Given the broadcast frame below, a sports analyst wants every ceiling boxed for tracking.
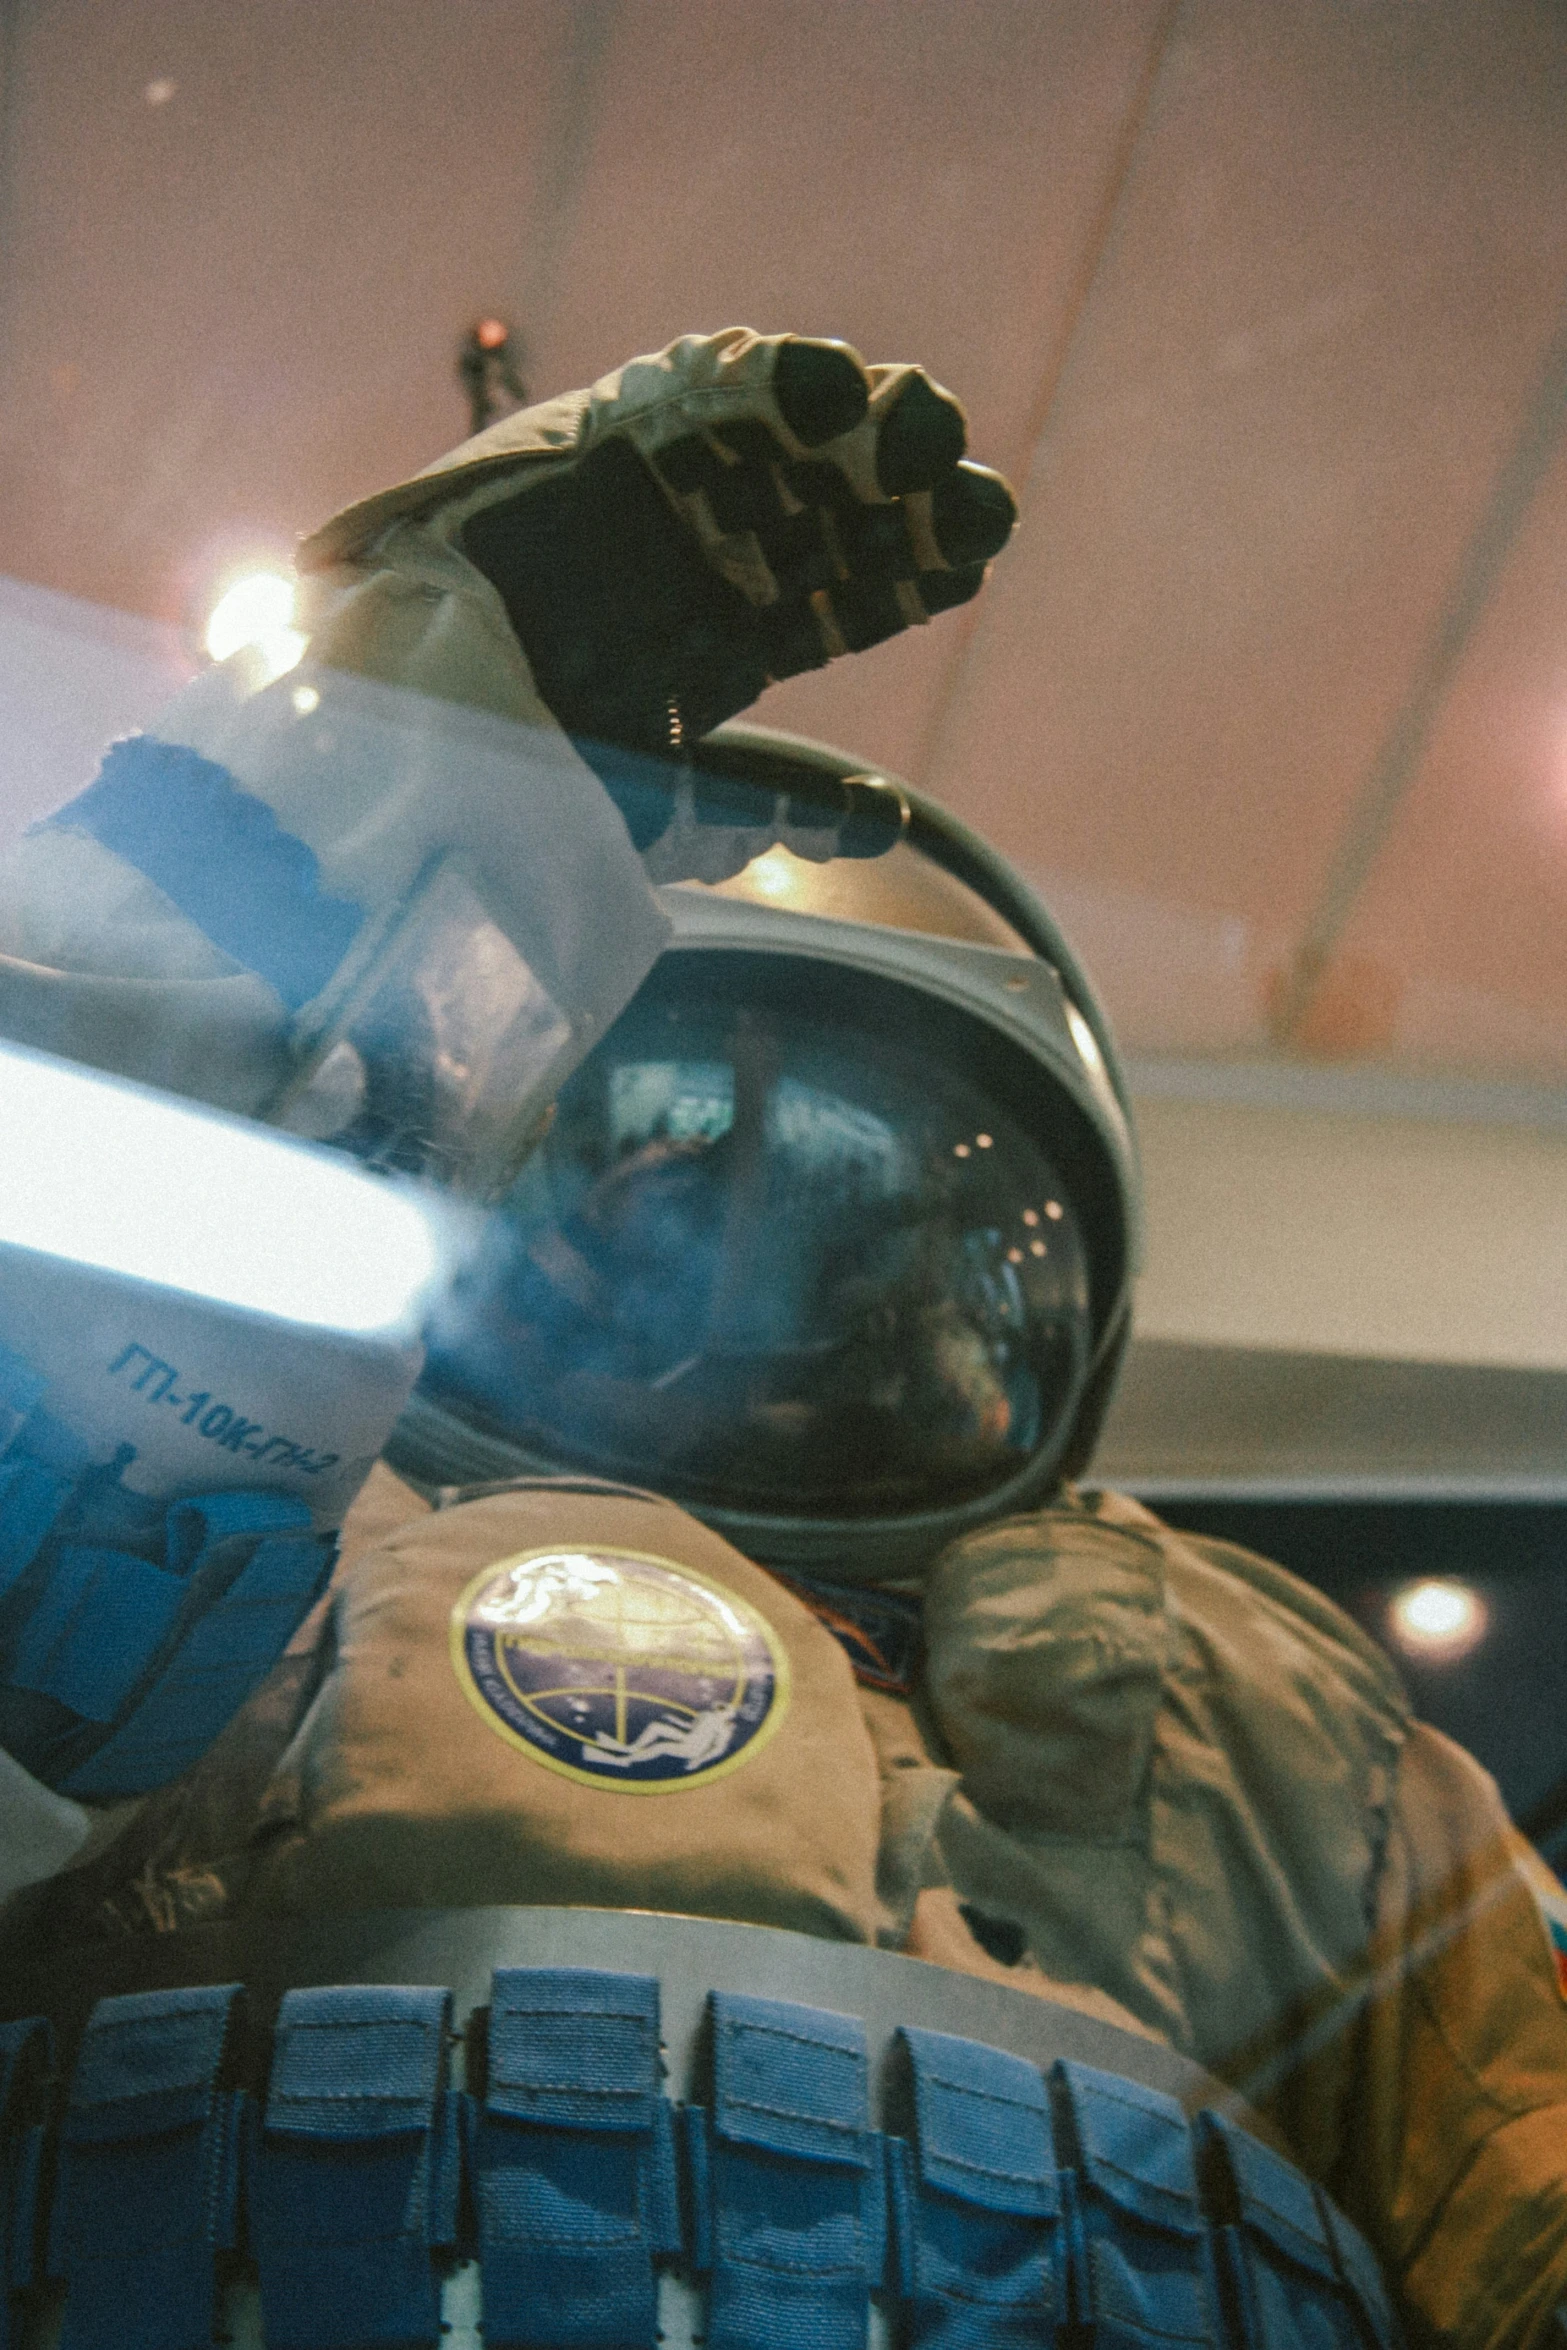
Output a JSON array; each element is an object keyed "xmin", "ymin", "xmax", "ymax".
[{"xmin": 1, "ymin": 0, "xmax": 1565, "ymax": 1089}]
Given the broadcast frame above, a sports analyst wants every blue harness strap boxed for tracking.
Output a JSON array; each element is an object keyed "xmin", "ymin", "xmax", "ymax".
[
  {"xmin": 50, "ymin": 1983, "xmax": 244, "ymax": 2350},
  {"xmin": 0, "ymin": 2017, "xmax": 52, "ymax": 2350},
  {"xmin": 1196, "ymin": 2112, "xmax": 1384, "ymax": 2347},
  {"xmin": 688, "ymin": 1990, "xmax": 882, "ymax": 2350},
  {"xmin": 248, "ymin": 1983, "xmax": 459, "ymax": 2350},
  {"xmin": 57, "ymin": 1494, "xmax": 333, "ymax": 1800},
  {"xmin": 887, "ymin": 2026, "xmax": 1060, "ymax": 2350},
  {"xmin": 475, "ymin": 1966, "xmax": 679, "ymax": 2350},
  {"xmin": 39, "ymin": 733, "xmax": 365, "ymax": 1012},
  {"xmin": 1050, "ymin": 2060, "xmax": 1219, "ymax": 2348}
]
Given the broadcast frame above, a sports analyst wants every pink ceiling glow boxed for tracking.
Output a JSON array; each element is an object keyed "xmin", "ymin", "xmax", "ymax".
[{"xmin": 0, "ymin": 0, "xmax": 1563, "ymax": 1080}]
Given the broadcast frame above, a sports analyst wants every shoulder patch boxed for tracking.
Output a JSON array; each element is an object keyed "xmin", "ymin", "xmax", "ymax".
[{"xmin": 450, "ymin": 1546, "xmax": 789, "ymax": 1791}]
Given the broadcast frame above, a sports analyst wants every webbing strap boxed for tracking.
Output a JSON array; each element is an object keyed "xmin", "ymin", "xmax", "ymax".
[
  {"xmin": 691, "ymin": 1990, "xmax": 881, "ymax": 2350},
  {"xmin": 40, "ymin": 734, "xmax": 365, "ymax": 1012},
  {"xmin": 58, "ymin": 1500, "xmax": 332, "ymax": 1799},
  {"xmin": 249, "ymin": 1984, "xmax": 459, "ymax": 2350},
  {"xmin": 888, "ymin": 2026, "xmax": 1060, "ymax": 2350},
  {"xmin": 0, "ymin": 2017, "xmax": 52, "ymax": 2350},
  {"xmin": 1052, "ymin": 2060, "xmax": 1218, "ymax": 2348},
  {"xmin": 51, "ymin": 1983, "xmax": 244, "ymax": 2350},
  {"xmin": 1197, "ymin": 2111, "xmax": 1373, "ymax": 2346},
  {"xmin": 476, "ymin": 1967, "xmax": 679, "ymax": 2350}
]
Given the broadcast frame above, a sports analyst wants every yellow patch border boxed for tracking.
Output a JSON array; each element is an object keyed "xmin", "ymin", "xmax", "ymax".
[{"xmin": 449, "ymin": 1544, "xmax": 792, "ymax": 1794}]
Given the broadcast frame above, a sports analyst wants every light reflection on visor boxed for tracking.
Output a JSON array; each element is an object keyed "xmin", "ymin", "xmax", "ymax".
[{"xmin": 419, "ymin": 952, "xmax": 1095, "ymax": 1519}]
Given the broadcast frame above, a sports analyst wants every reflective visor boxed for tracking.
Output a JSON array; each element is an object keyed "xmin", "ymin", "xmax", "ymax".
[{"xmin": 419, "ymin": 951, "xmax": 1095, "ymax": 1520}]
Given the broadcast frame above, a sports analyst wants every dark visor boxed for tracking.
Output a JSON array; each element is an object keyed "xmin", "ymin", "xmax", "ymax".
[{"xmin": 419, "ymin": 951, "xmax": 1096, "ymax": 1521}]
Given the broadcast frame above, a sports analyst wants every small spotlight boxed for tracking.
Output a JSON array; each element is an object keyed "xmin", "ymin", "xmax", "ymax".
[
  {"xmin": 1387, "ymin": 1579, "xmax": 1488, "ymax": 1662},
  {"xmin": 205, "ymin": 571, "xmax": 305, "ymax": 678},
  {"xmin": 459, "ymin": 316, "xmax": 526, "ymax": 434}
]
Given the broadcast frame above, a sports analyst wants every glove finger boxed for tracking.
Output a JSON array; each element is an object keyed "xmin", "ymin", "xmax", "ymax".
[
  {"xmin": 757, "ymin": 497, "xmax": 896, "ymax": 604},
  {"xmin": 762, "ymin": 463, "xmax": 1016, "ymax": 602},
  {"xmin": 758, "ymin": 590, "xmax": 847, "ymax": 680},
  {"xmin": 790, "ymin": 361, "xmax": 967, "ymax": 505},
  {"xmin": 911, "ymin": 560, "xmax": 988, "ymax": 616},
  {"xmin": 771, "ymin": 336, "xmax": 871, "ymax": 446},
  {"xmin": 874, "ymin": 369, "xmax": 969, "ymax": 495},
  {"xmin": 927, "ymin": 462, "xmax": 1018, "ymax": 564},
  {"xmin": 641, "ymin": 338, "xmax": 868, "ymax": 526},
  {"xmin": 823, "ymin": 567, "xmax": 985, "ymax": 653},
  {"xmin": 647, "ymin": 427, "xmax": 791, "ymax": 605},
  {"xmin": 761, "ymin": 556, "xmax": 988, "ymax": 681}
]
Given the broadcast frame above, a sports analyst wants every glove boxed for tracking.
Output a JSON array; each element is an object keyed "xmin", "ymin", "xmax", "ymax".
[{"xmin": 301, "ymin": 329, "xmax": 1019, "ymax": 769}]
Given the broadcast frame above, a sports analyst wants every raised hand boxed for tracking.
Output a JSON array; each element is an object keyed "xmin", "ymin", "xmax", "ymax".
[{"xmin": 452, "ymin": 329, "xmax": 1018, "ymax": 756}]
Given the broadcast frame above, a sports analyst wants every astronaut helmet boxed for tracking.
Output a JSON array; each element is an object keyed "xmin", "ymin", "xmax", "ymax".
[{"xmin": 390, "ymin": 726, "xmax": 1141, "ymax": 1578}]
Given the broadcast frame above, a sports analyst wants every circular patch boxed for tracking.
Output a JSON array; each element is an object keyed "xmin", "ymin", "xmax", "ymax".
[{"xmin": 450, "ymin": 1546, "xmax": 790, "ymax": 1792}]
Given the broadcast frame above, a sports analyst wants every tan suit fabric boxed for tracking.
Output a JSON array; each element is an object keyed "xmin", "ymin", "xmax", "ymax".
[{"xmin": 12, "ymin": 1464, "xmax": 1567, "ymax": 2345}]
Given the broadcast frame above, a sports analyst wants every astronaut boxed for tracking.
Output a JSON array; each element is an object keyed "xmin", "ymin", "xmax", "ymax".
[
  {"xmin": 0, "ymin": 329, "xmax": 1008, "ymax": 1879},
  {"xmin": 4, "ymin": 332, "xmax": 1566, "ymax": 2348}
]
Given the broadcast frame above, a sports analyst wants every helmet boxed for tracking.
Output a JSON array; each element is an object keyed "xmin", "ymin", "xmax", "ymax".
[{"xmin": 391, "ymin": 726, "xmax": 1140, "ymax": 1577}]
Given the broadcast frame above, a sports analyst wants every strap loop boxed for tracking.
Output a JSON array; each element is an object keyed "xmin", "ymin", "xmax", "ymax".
[
  {"xmin": 476, "ymin": 1967, "xmax": 679, "ymax": 2350},
  {"xmin": 52, "ymin": 1984, "xmax": 244, "ymax": 2350},
  {"xmin": 249, "ymin": 1983, "xmax": 458, "ymax": 2350},
  {"xmin": 695, "ymin": 1991, "xmax": 881, "ymax": 2350},
  {"xmin": 888, "ymin": 2026, "xmax": 1061, "ymax": 2350},
  {"xmin": 1197, "ymin": 2112, "xmax": 1377, "ymax": 2347},
  {"xmin": 1051, "ymin": 2059, "xmax": 1218, "ymax": 2348}
]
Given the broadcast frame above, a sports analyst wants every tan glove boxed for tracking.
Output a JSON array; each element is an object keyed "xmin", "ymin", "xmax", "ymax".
[{"xmin": 300, "ymin": 328, "xmax": 1019, "ymax": 776}]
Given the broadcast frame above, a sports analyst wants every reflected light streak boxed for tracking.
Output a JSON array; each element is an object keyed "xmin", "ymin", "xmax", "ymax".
[
  {"xmin": 0, "ymin": 1042, "xmax": 447, "ymax": 1336},
  {"xmin": 747, "ymin": 847, "xmax": 796, "ymax": 899}
]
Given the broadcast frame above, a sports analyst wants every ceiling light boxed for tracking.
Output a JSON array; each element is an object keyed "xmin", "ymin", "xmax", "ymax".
[
  {"xmin": 1387, "ymin": 1579, "xmax": 1488, "ymax": 1662},
  {"xmin": 205, "ymin": 570, "xmax": 305, "ymax": 678}
]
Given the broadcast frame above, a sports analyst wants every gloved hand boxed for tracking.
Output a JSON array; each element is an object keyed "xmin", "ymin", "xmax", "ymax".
[{"xmin": 302, "ymin": 330, "xmax": 1019, "ymax": 764}]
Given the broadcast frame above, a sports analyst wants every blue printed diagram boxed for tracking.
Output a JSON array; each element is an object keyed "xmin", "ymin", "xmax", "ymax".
[
  {"xmin": 0, "ymin": 1340, "xmax": 98, "ymax": 1599},
  {"xmin": 0, "ymin": 1336, "xmax": 333, "ymax": 1799}
]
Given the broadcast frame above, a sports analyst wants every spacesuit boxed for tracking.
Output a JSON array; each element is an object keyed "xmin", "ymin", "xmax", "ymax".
[{"xmin": 2, "ymin": 333, "xmax": 1564, "ymax": 2347}]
